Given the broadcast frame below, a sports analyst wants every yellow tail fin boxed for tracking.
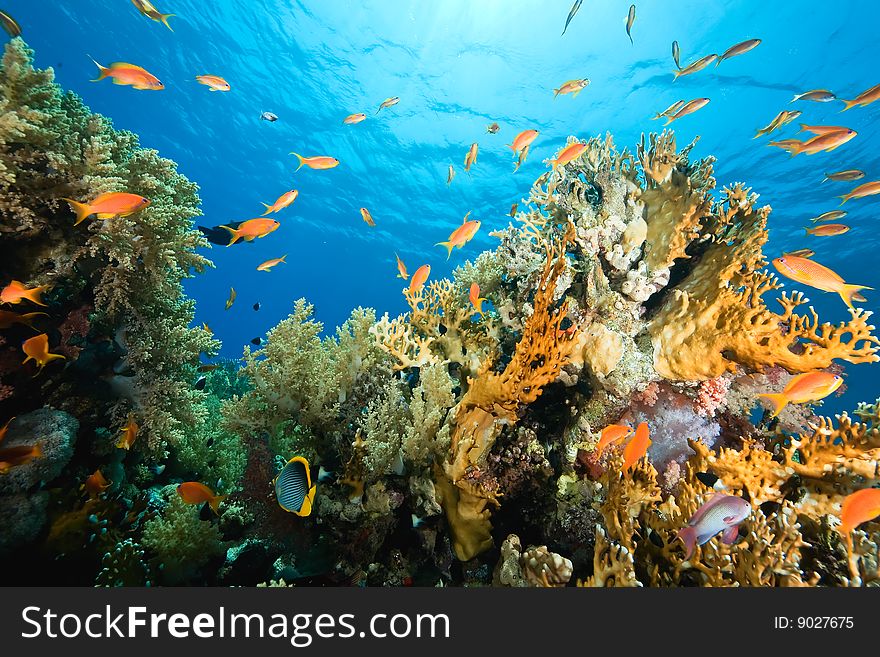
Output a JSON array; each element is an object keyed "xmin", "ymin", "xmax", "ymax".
[
  {"xmin": 23, "ymin": 287, "xmax": 48, "ymax": 307},
  {"xmin": 87, "ymin": 56, "xmax": 110, "ymax": 82},
  {"xmin": 758, "ymin": 392, "xmax": 789, "ymax": 418},
  {"xmin": 61, "ymin": 198, "xmax": 93, "ymax": 226},
  {"xmin": 840, "ymin": 99, "xmax": 858, "ymax": 112},
  {"xmin": 209, "ymin": 494, "xmax": 227, "ymax": 515},
  {"xmin": 839, "ymin": 284, "xmax": 873, "ymax": 310},
  {"xmin": 260, "ymin": 202, "xmax": 273, "ymax": 215},
  {"xmin": 160, "ymin": 13, "xmax": 175, "ymax": 31},
  {"xmin": 290, "ymin": 152, "xmax": 305, "ymax": 171},
  {"xmin": 219, "ymin": 225, "xmax": 240, "ymax": 246},
  {"xmin": 435, "ymin": 241, "xmax": 453, "ymax": 260}
]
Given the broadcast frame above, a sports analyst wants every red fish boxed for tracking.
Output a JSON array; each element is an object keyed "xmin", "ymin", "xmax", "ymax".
[
  {"xmin": 595, "ymin": 424, "xmax": 633, "ymax": 457},
  {"xmin": 89, "ymin": 59, "xmax": 164, "ymax": 90},
  {"xmin": 621, "ymin": 422, "xmax": 651, "ymax": 470},
  {"xmin": 219, "ymin": 218, "xmax": 280, "ymax": 246},
  {"xmin": 758, "ymin": 371, "xmax": 843, "ymax": 418}
]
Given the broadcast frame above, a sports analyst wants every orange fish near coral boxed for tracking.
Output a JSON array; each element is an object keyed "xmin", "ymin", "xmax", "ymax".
[
  {"xmin": 508, "ymin": 129, "xmax": 539, "ymax": 155},
  {"xmin": 409, "ymin": 265, "xmax": 430, "ymax": 294},
  {"xmin": 469, "ymin": 283, "xmax": 487, "ymax": 317},
  {"xmin": 758, "ymin": 371, "xmax": 843, "ymax": 418},
  {"xmin": 464, "ymin": 143, "xmax": 478, "ymax": 173},
  {"xmin": 83, "ymin": 469, "xmax": 112, "ymax": 498},
  {"xmin": 0, "ymin": 444, "xmax": 42, "ymax": 474},
  {"xmin": 1, "ymin": 281, "xmax": 48, "ymax": 307},
  {"xmin": 436, "ymin": 213, "xmax": 481, "ymax": 259},
  {"xmin": 219, "ymin": 218, "xmax": 280, "ymax": 246},
  {"xmin": 131, "ymin": 0, "xmax": 175, "ymax": 31},
  {"xmin": 595, "ymin": 424, "xmax": 633, "ymax": 457},
  {"xmin": 0, "ymin": 310, "xmax": 47, "ymax": 329},
  {"xmin": 261, "ymin": 190, "xmax": 298, "ymax": 215},
  {"xmin": 838, "ymin": 488, "xmax": 880, "ymax": 534},
  {"xmin": 622, "ymin": 422, "xmax": 651, "ymax": 471},
  {"xmin": 343, "ymin": 113, "xmax": 367, "ymax": 125},
  {"xmin": 840, "ymin": 83, "xmax": 880, "ymax": 112},
  {"xmin": 664, "ymin": 98, "xmax": 710, "ymax": 125},
  {"xmin": 772, "ymin": 254, "xmax": 871, "ymax": 309},
  {"xmin": 89, "ymin": 59, "xmax": 164, "ymax": 90},
  {"xmin": 805, "ymin": 223, "xmax": 849, "ymax": 237},
  {"xmin": 21, "ymin": 334, "xmax": 65, "ymax": 375},
  {"xmin": 116, "ymin": 415, "xmax": 139, "ymax": 450},
  {"xmin": 290, "ymin": 153, "xmax": 340, "ymax": 171},
  {"xmin": 61, "ymin": 192, "xmax": 151, "ymax": 226},
  {"xmin": 550, "ymin": 141, "xmax": 588, "ymax": 170},
  {"xmin": 554, "ymin": 78, "xmax": 590, "ymax": 98},
  {"xmin": 196, "ymin": 75, "xmax": 231, "ymax": 92},
  {"xmin": 177, "ymin": 481, "xmax": 226, "ymax": 515},
  {"xmin": 395, "ymin": 253, "xmax": 408, "ymax": 280},
  {"xmin": 360, "ymin": 208, "xmax": 376, "ymax": 227},
  {"xmin": 257, "ymin": 255, "xmax": 287, "ymax": 272},
  {"xmin": 839, "ymin": 180, "xmax": 880, "ymax": 204}
]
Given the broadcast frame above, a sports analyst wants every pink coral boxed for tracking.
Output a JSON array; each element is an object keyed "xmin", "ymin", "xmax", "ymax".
[
  {"xmin": 693, "ymin": 376, "xmax": 731, "ymax": 417},
  {"xmin": 632, "ymin": 381, "xmax": 659, "ymax": 407}
]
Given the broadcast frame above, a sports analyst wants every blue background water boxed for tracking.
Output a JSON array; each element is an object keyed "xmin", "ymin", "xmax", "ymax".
[{"xmin": 6, "ymin": 0, "xmax": 879, "ymax": 414}]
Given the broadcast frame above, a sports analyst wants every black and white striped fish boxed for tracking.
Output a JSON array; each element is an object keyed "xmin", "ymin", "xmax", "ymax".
[{"xmin": 274, "ymin": 456, "xmax": 316, "ymax": 517}]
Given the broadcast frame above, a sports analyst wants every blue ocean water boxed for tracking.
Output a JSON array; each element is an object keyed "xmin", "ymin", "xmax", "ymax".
[{"xmin": 9, "ymin": 0, "xmax": 879, "ymax": 413}]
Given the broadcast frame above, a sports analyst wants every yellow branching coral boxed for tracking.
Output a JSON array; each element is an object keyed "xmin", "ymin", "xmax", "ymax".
[{"xmin": 648, "ymin": 184, "xmax": 879, "ymax": 380}]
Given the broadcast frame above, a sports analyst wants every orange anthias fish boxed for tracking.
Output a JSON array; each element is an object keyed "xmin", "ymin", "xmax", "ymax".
[
  {"xmin": 553, "ymin": 78, "xmax": 590, "ymax": 98},
  {"xmin": 0, "ymin": 309, "xmax": 47, "ymax": 329},
  {"xmin": 799, "ymin": 124, "xmax": 851, "ymax": 135},
  {"xmin": 622, "ymin": 422, "xmax": 651, "ymax": 471},
  {"xmin": 840, "ymin": 82, "xmax": 880, "ymax": 112},
  {"xmin": 772, "ymin": 129, "xmax": 857, "ymax": 156},
  {"xmin": 290, "ymin": 153, "xmax": 340, "ymax": 171},
  {"xmin": 116, "ymin": 415, "xmax": 139, "ymax": 450},
  {"xmin": 261, "ymin": 190, "xmax": 298, "ymax": 215},
  {"xmin": 758, "ymin": 371, "xmax": 843, "ymax": 418},
  {"xmin": 838, "ymin": 488, "xmax": 880, "ymax": 534},
  {"xmin": 0, "ymin": 444, "xmax": 43, "ymax": 474},
  {"xmin": 360, "ymin": 208, "xmax": 376, "ymax": 227},
  {"xmin": 805, "ymin": 223, "xmax": 849, "ymax": 237},
  {"xmin": 464, "ymin": 143, "xmax": 479, "ymax": 173},
  {"xmin": 131, "ymin": 0, "xmax": 175, "ymax": 31},
  {"xmin": 61, "ymin": 192, "xmax": 151, "ymax": 226},
  {"xmin": 1, "ymin": 281, "xmax": 48, "ymax": 307},
  {"xmin": 772, "ymin": 254, "xmax": 871, "ymax": 308},
  {"xmin": 376, "ymin": 97, "xmax": 400, "ymax": 114},
  {"xmin": 436, "ymin": 213, "xmax": 481, "ymax": 259},
  {"xmin": 84, "ymin": 469, "xmax": 112, "ymax": 498},
  {"xmin": 595, "ymin": 424, "xmax": 633, "ymax": 457},
  {"xmin": 550, "ymin": 141, "xmax": 588, "ymax": 170},
  {"xmin": 21, "ymin": 334, "xmax": 65, "ymax": 375},
  {"xmin": 395, "ymin": 253, "xmax": 409, "ymax": 280},
  {"xmin": 508, "ymin": 129, "xmax": 539, "ymax": 154},
  {"xmin": 664, "ymin": 98, "xmax": 710, "ymax": 125},
  {"xmin": 219, "ymin": 218, "xmax": 280, "ymax": 246},
  {"xmin": 839, "ymin": 180, "xmax": 880, "ymax": 204},
  {"xmin": 177, "ymin": 481, "xmax": 226, "ymax": 515},
  {"xmin": 257, "ymin": 255, "xmax": 287, "ymax": 272},
  {"xmin": 469, "ymin": 283, "xmax": 487, "ymax": 317},
  {"xmin": 196, "ymin": 75, "xmax": 231, "ymax": 92},
  {"xmin": 343, "ymin": 113, "xmax": 367, "ymax": 125},
  {"xmin": 673, "ymin": 54, "xmax": 717, "ymax": 80},
  {"xmin": 409, "ymin": 265, "xmax": 430, "ymax": 294},
  {"xmin": 716, "ymin": 38, "xmax": 761, "ymax": 65},
  {"xmin": 89, "ymin": 59, "xmax": 164, "ymax": 90}
]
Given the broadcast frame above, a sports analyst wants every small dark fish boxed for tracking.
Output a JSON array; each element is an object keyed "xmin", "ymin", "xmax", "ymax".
[
  {"xmin": 648, "ymin": 528, "xmax": 664, "ymax": 547},
  {"xmin": 194, "ymin": 376, "xmax": 207, "ymax": 391},
  {"xmin": 823, "ymin": 169, "xmax": 865, "ymax": 183},
  {"xmin": 672, "ymin": 40, "xmax": 681, "ymax": 69},
  {"xmin": 253, "ymin": 302, "xmax": 261, "ymax": 311},
  {"xmin": 625, "ymin": 5, "xmax": 635, "ymax": 45},
  {"xmin": 251, "ymin": 337, "xmax": 263, "ymax": 346},
  {"xmin": 716, "ymin": 38, "xmax": 761, "ymax": 65},
  {"xmin": 509, "ymin": 203, "xmax": 518, "ymax": 217},
  {"xmin": 695, "ymin": 471, "xmax": 720, "ymax": 488},
  {"xmin": 198, "ymin": 221, "xmax": 245, "ymax": 246},
  {"xmin": 486, "ymin": 122, "xmax": 500, "ymax": 134},
  {"xmin": 561, "ymin": 0, "xmax": 583, "ymax": 36},
  {"xmin": 197, "ymin": 364, "xmax": 220, "ymax": 373},
  {"xmin": 260, "ymin": 111, "xmax": 278, "ymax": 122},
  {"xmin": 784, "ymin": 248, "xmax": 815, "ymax": 258},
  {"xmin": 759, "ymin": 500, "xmax": 781, "ymax": 516},
  {"xmin": 0, "ymin": 9, "xmax": 21, "ymax": 37}
]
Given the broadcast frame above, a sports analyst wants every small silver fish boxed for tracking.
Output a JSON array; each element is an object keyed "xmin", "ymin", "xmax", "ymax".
[
  {"xmin": 791, "ymin": 89, "xmax": 836, "ymax": 103},
  {"xmin": 809, "ymin": 209, "xmax": 847, "ymax": 223},
  {"xmin": 561, "ymin": 0, "xmax": 583, "ymax": 36},
  {"xmin": 823, "ymin": 169, "xmax": 865, "ymax": 183},
  {"xmin": 447, "ymin": 164, "xmax": 455, "ymax": 185},
  {"xmin": 672, "ymin": 40, "xmax": 681, "ymax": 69},
  {"xmin": 716, "ymin": 38, "xmax": 761, "ymax": 65},
  {"xmin": 677, "ymin": 493, "xmax": 751, "ymax": 559},
  {"xmin": 625, "ymin": 5, "xmax": 635, "ymax": 45},
  {"xmin": 260, "ymin": 111, "xmax": 278, "ymax": 122}
]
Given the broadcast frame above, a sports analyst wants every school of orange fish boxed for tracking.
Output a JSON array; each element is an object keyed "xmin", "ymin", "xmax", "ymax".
[{"xmin": 1, "ymin": 1, "xmax": 879, "ymax": 546}]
